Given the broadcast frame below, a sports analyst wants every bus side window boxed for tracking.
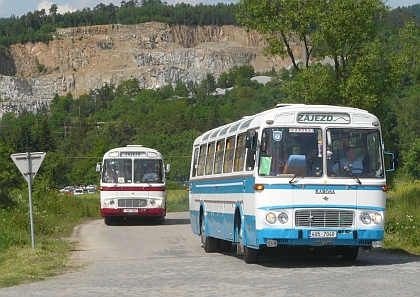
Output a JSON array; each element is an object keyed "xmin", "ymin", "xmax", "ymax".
[
  {"xmin": 197, "ymin": 144, "xmax": 206, "ymax": 176},
  {"xmin": 234, "ymin": 133, "xmax": 246, "ymax": 172},
  {"xmin": 191, "ymin": 147, "xmax": 199, "ymax": 177},
  {"xmin": 223, "ymin": 137, "xmax": 235, "ymax": 173},
  {"xmin": 245, "ymin": 131, "xmax": 257, "ymax": 171},
  {"xmin": 214, "ymin": 139, "xmax": 225, "ymax": 174},
  {"xmin": 205, "ymin": 142, "xmax": 215, "ymax": 175}
]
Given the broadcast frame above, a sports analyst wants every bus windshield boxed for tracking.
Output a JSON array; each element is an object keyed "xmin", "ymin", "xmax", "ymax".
[
  {"xmin": 102, "ymin": 158, "xmax": 163, "ymax": 183},
  {"xmin": 258, "ymin": 127, "xmax": 383, "ymax": 179},
  {"xmin": 326, "ymin": 128, "xmax": 383, "ymax": 178},
  {"xmin": 259, "ymin": 127, "xmax": 322, "ymax": 177}
]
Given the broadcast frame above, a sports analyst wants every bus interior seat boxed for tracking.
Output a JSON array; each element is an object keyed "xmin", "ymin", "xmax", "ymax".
[{"xmin": 283, "ymin": 155, "xmax": 307, "ymax": 176}]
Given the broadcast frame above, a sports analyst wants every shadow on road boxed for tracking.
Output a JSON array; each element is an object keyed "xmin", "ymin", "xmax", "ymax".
[{"xmin": 216, "ymin": 244, "xmax": 420, "ymax": 268}]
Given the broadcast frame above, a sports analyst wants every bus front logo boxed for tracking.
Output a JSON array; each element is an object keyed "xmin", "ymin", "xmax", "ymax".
[{"xmin": 315, "ymin": 189, "xmax": 335, "ymax": 194}]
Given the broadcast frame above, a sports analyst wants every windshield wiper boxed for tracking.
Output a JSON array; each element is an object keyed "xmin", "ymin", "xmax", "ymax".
[
  {"xmin": 335, "ymin": 160, "xmax": 362, "ymax": 185},
  {"xmin": 289, "ymin": 166, "xmax": 308, "ymax": 184}
]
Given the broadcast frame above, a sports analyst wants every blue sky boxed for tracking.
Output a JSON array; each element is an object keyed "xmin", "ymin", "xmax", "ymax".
[{"xmin": 0, "ymin": 0, "xmax": 418, "ymax": 19}]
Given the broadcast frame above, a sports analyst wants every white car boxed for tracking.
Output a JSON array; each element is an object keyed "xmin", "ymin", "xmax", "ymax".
[
  {"xmin": 86, "ymin": 184, "xmax": 96, "ymax": 190},
  {"xmin": 73, "ymin": 189, "xmax": 84, "ymax": 195}
]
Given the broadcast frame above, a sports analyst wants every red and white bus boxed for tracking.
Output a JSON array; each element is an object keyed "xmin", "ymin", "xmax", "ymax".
[{"xmin": 97, "ymin": 145, "xmax": 170, "ymax": 225}]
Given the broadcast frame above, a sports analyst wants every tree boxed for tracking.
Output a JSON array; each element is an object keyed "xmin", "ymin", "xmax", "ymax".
[
  {"xmin": 238, "ymin": 0, "xmax": 392, "ymax": 110},
  {"xmin": 0, "ymin": 141, "xmax": 23, "ymax": 206}
]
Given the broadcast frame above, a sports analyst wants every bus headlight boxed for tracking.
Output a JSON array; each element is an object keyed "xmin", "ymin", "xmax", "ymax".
[
  {"xmin": 360, "ymin": 212, "xmax": 383, "ymax": 225},
  {"xmin": 150, "ymin": 199, "xmax": 163, "ymax": 207},
  {"xmin": 265, "ymin": 212, "xmax": 277, "ymax": 224},
  {"xmin": 103, "ymin": 198, "xmax": 116, "ymax": 206},
  {"xmin": 278, "ymin": 212, "xmax": 289, "ymax": 224},
  {"xmin": 372, "ymin": 213, "xmax": 383, "ymax": 224},
  {"xmin": 360, "ymin": 212, "xmax": 371, "ymax": 224}
]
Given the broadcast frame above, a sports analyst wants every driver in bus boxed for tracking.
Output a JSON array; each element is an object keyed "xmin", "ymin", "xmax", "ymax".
[
  {"xmin": 143, "ymin": 166, "xmax": 158, "ymax": 182},
  {"xmin": 332, "ymin": 146, "xmax": 363, "ymax": 174}
]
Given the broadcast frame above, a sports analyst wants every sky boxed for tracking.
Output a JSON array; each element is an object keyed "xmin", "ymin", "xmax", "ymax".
[{"xmin": 0, "ymin": 0, "xmax": 418, "ymax": 19}]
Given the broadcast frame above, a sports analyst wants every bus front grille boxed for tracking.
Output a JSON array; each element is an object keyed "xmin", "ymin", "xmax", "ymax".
[
  {"xmin": 118, "ymin": 199, "xmax": 147, "ymax": 208},
  {"xmin": 295, "ymin": 210, "xmax": 354, "ymax": 228}
]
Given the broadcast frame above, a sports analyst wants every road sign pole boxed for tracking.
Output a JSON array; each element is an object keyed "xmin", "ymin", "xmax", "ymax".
[
  {"xmin": 11, "ymin": 151, "xmax": 46, "ymax": 251},
  {"xmin": 26, "ymin": 152, "xmax": 35, "ymax": 250}
]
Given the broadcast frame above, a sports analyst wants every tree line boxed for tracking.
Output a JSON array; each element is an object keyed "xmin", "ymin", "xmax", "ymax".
[{"xmin": 0, "ymin": 0, "xmax": 238, "ymax": 47}]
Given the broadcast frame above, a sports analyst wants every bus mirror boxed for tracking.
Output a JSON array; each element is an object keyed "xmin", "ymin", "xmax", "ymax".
[
  {"xmin": 166, "ymin": 164, "xmax": 171, "ymax": 172},
  {"xmin": 245, "ymin": 129, "xmax": 255, "ymax": 149},
  {"xmin": 96, "ymin": 162, "xmax": 101, "ymax": 172}
]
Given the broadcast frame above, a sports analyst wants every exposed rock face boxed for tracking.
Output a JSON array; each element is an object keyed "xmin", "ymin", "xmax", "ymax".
[{"xmin": 0, "ymin": 22, "xmax": 298, "ymax": 117}]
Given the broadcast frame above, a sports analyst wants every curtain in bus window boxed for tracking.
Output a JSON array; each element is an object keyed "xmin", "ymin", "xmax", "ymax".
[
  {"xmin": 214, "ymin": 139, "xmax": 225, "ymax": 174},
  {"xmin": 205, "ymin": 142, "xmax": 215, "ymax": 175},
  {"xmin": 223, "ymin": 137, "xmax": 235, "ymax": 173},
  {"xmin": 197, "ymin": 145, "xmax": 206, "ymax": 176},
  {"xmin": 234, "ymin": 133, "xmax": 246, "ymax": 172}
]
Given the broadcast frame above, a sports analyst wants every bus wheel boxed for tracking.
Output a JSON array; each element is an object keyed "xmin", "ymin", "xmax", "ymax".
[
  {"xmin": 342, "ymin": 247, "xmax": 359, "ymax": 260},
  {"xmin": 200, "ymin": 214, "xmax": 217, "ymax": 252},
  {"xmin": 104, "ymin": 217, "xmax": 113, "ymax": 226},
  {"xmin": 218, "ymin": 239, "xmax": 232, "ymax": 252},
  {"xmin": 236, "ymin": 218, "xmax": 244, "ymax": 256},
  {"xmin": 244, "ymin": 245, "xmax": 259, "ymax": 264}
]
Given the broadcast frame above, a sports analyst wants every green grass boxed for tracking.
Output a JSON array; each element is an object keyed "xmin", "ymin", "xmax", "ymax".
[
  {"xmin": 166, "ymin": 189, "xmax": 189, "ymax": 212},
  {"xmin": 383, "ymin": 179, "xmax": 420, "ymax": 255}
]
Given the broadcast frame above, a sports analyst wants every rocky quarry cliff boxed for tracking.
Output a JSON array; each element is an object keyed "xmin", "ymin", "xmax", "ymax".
[{"xmin": 0, "ymin": 22, "xmax": 300, "ymax": 117}]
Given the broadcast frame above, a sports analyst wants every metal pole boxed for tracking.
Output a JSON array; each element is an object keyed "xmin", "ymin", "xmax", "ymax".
[{"xmin": 26, "ymin": 151, "xmax": 35, "ymax": 250}]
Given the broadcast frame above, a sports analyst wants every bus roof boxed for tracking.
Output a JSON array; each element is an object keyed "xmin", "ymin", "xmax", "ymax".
[
  {"xmin": 193, "ymin": 104, "xmax": 379, "ymax": 146},
  {"xmin": 103, "ymin": 145, "xmax": 162, "ymax": 157}
]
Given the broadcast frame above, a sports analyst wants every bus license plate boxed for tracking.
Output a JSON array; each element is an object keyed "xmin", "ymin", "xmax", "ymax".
[
  {"xmin": 308, "ymin": 230, "xmax": 337, "ymax": 238},
  {"xmin": 123, "ymin": 209, "xmax": 138, "ymax": 213}
]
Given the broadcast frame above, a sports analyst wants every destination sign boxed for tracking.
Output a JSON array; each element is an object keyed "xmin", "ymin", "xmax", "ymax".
[
  {"xmin": 297, "ymin": 113, "xmax": 350, "ymax": 124},
  {"xmin": 120, "ymin": 152, "xmax": 146, "ymax": 157}
]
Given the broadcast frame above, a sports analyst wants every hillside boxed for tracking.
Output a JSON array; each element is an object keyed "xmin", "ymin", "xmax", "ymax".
[{"xmin": 0, "ymin": 22, "xmax": 300, "ymax": 117}]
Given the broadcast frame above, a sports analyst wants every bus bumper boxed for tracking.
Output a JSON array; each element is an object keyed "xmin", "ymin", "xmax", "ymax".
[
  {"xmin": 259, "ymin": 228, "xmax": 384, "ymax": 247},
  {"xmin": 101, "ymin": 207, "xmax": 165, "ymax": 218}
]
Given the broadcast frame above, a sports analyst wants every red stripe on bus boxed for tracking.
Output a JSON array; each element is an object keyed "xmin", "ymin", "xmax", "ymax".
[{"xmin": 100, "ymin": 186, "xmax": 166, "ymax": 191}]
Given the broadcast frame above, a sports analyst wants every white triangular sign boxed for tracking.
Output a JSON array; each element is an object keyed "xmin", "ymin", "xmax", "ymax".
[{"xmin": 11, "ymin": 152, "xmax": 46, "ymax": 182}]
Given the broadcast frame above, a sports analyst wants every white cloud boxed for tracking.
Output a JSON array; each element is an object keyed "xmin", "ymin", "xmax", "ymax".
[{"xmin": 37, "ymin": 1, "xmax": 76, "ymax": 14}]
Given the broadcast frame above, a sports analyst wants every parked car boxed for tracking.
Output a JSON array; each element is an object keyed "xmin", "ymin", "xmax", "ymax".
[
  {"xmin": 86, "ymin": 184, "xmax": 96, "ymax": 191},
  {"xmin": 73, "ymin": 189, "xmax": 84, "ymax": 195},
  {"xmin": 87, "ymin": 189, "xmax": 95, "ymax": 194},
  {"xmin": 59, "ymin": 186, "xmax": 73, "ymax": 193}
]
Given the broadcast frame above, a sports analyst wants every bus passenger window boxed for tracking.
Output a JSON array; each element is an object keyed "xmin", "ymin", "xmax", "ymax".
[
  {"xmin": 214, "ymin": 139, "xmax": 225, "ymax": 174},
  {"xmin": 197, "ymin": 145, "xmax": 206, "ymax": 176},
  {"xmin": 234, "ymin": 134, "xmax": 246, "ymax": 172},
  {"xmin": 223, "ymin": 137, "xmax": 235, "ymax": 173}
]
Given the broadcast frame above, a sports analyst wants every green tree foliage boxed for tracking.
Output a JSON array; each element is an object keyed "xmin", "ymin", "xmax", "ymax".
[
  {"xmin": 0, "ymin": 142, "xmax": 23, "ymax": 206},
  {"xmin": 237, "ymin": 0, "xmax": 391, "ymax": 109},
  {"xmin": 0, "ymin": 2, "xmax": 238, "ymax": 47}
]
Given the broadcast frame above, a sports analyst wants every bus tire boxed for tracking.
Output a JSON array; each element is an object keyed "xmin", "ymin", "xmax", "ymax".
[
  {"xmin": 201, "ymin": 214, "xmax": 217, "ymax": 253},
  {"xmin": 104, "ymin": 217, "xmax": 113, "ymax": 226},
  {"xmin": 342, "ymin": 247, "xmax": 359, "ymax": 260},
  {"xmin": 244, "ymin": 245, "xmax": 259, "ymax": 264},
  {"xmin": 236, "ymin": 215, "xmax": 244, "ymax": 256},
  {"xmin": 218, "ymin": 239, "xmax": 232, "ymax": 252}
]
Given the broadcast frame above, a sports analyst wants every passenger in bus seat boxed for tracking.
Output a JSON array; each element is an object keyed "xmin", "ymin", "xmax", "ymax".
[
  {"xmin": 104, "ymin": 166, "xmax": 117, "ymax": 183},
  {"xmin": 143, "ymin": 166, "xmax": 158, "ymax": 182}
]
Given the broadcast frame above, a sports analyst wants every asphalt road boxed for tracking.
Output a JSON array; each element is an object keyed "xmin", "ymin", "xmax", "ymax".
[{"xmin": 1, "ymin": 212, "xmax": 420, "ymax": 297}]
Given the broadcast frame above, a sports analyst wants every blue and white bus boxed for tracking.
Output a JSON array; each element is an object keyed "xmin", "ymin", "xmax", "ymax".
[{"xmin": 189, "ymin": 104, "xmax": 395, "ymax": 263}]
